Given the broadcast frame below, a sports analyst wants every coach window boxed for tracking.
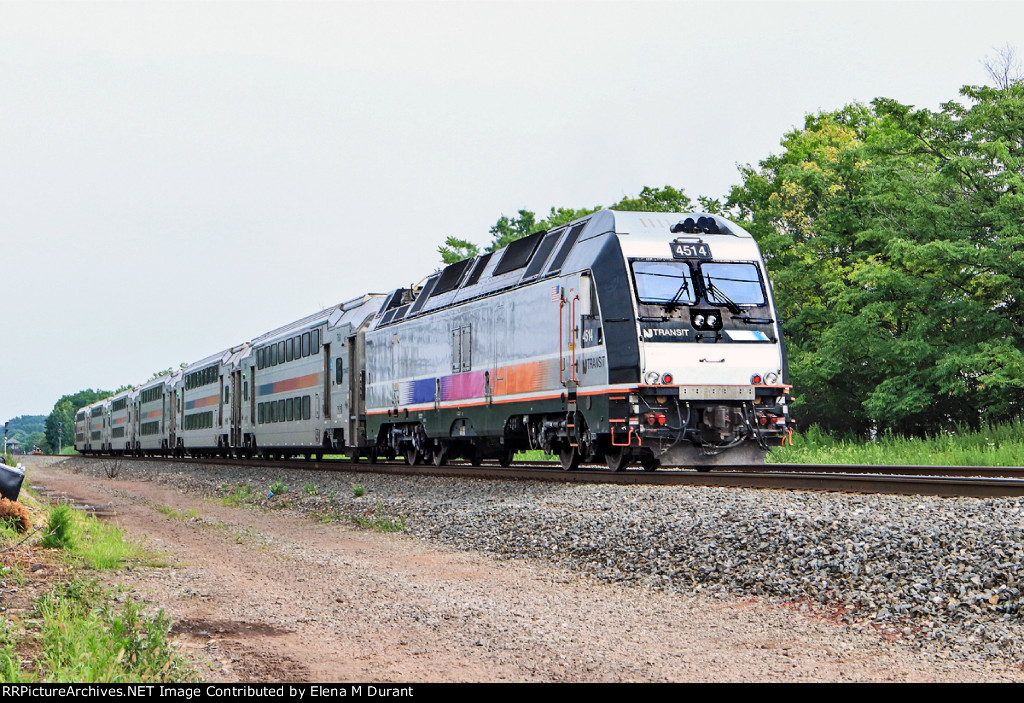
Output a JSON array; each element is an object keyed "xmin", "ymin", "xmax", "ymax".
[
  {"xmin": 302, "ymin": 332, "xmax": 310, "ymax": 357},
  {"xmin": 258, "ymin": 403, "xmax": 264, "ymax": 424},
  {"xmin": 286, "ymin": 397, "xmax": 294, "ymax": 421},
  {"xmin": 302, "ymin": 396, "xmax": 311, "ymax": 420},
  {"xmin": 312, "ymin": 330, "xmax": 320, "ymax": 354},
  {"xmin": 271, "ymin": 345, "xmax": 277, "ymax": 366},
  {"xmin": 277, "ymin": 399, "xmax": 285, "ymax": 422},
  {"xmin": 286, "ymin": 338, "xmax": 294, "ymax": 362},
  {"xmin": 278, "ymin": 341, "xmax": 286, "ymax": 362},
  {"xmin": 336, "ymin": 358, "xmax": 344, "ymax": 384}
]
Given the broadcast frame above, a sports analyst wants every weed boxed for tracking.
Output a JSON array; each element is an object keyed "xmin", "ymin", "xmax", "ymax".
[
  {"xmin": 303, "ymin": 483, "xmax": 319, "ymax": 496},
  {"xmin": 352, "ymin": 483, "xmax": 366, "ymax": 498},
  {"xmin": 40, "ymin": 504, "xmax": 76, "ymax": 550},
  {"xmin": 314, "ymin": 501, "xmax": 406, "ymax": 533},
  {"xmin": 31, "ymin": 578, "xmax": 195, "ymax": 682},
  {"xmin": 220, "ymin": 483, "xmax": 254, "ymax": 507},
  {"xmin": 269, "ymin": 480, "xmax": 288, "ymax": 496},
  {"xmin": 104, "ymin": 458, "xmax": 122, "ymax": 479},
  {"xmin": 328, "ymin": 489, "xmax": 336, "ymax": 500},
  {"xmin": 156, "ymin": 506, "xmax": 199, "ymax": 521}
]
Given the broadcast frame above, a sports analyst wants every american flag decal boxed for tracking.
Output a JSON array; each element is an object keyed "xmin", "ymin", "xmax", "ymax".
[{"xmin": 551, "ymin": 285, "xmax": 560, "ymax": 301}]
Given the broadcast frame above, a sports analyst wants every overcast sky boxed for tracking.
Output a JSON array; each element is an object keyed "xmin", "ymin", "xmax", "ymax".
[{"xmin": 2, "ymin": 0, "xmax": 1021, "ymax": 423}]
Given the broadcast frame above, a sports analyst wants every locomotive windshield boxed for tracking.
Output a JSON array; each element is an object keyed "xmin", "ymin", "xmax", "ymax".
[
  {"xmin": 700, "ymin": 262, "xmax": 766, "ymax": 307},
  {"xmin": 631, "ymin": 260, "xmax": 767, "ymax": 307},
  {"xmin": 632, "ymin": 261, "xmax": 697, "ymax": 305}
]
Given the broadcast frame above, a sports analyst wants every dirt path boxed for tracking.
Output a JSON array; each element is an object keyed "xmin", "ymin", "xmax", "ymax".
[{"xmin": 20, "ymin": 456, "xmax": 1024, "ymax": 682}]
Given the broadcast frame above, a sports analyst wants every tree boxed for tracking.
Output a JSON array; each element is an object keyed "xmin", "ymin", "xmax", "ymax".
[
  {"xmin": 436, "ymin": 187, "xmax": 693, "ymax": 265},
  {"xmin": 43, "ymin": 389, "xmax": 113, "ymax": 452},
  {"xmin": 438, "ymin": 237, "xmax": 480, "ymax": 266},
  {"xmin": 982, "ymin": 43, "xmax": 1023, "ymax": 89},
  {"xmin": 728, "ymin": 82, "xmax": 1024, "ymax": 437}
]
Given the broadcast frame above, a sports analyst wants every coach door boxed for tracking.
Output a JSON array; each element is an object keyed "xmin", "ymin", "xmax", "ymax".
[
  {"xmin": 348, "ymin": 333, "xmax": 366, "ymax": 448},
  {"xmin": 231, "ymin": 369, "xmax": 242, "ymax": 448},
  {"xmin": 492, "ymin": 303, "xmax": 509, "ymax": 399},
  {"xmin": 323, "ymin": 341, "xmax": 331, "ymax": 424},
  {"xmin": 167, "ymin": 389, "xmax": 177, "ymax": 447}
]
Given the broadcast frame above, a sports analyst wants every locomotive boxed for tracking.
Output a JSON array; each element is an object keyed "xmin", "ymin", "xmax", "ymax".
[{"xmin": 76, "ymin": 210, "xmax": 792, "ymax": 470}]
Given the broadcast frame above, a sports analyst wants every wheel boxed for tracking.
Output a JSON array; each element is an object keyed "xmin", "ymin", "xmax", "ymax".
[
  {"xmin": 432, "ymin": 444, "xmax": 448, "ymax": 467},
  {"xmin": 604, "ymin": 446, "xmax": 630, "ymax": 472},
  {"xmin": 640, "ymin": 454, "xmax": 659, "ymax": 471},
  {"xmin": 559, "ymin": 444, "xmax": 580, "ymax": 471},
  {"xmin": 403, "ymin": 446, "xmax": 421, "ymax": 466},
  {"xmin": 498, "ymin": 447, "xmax": 514, "ymax": 467}
]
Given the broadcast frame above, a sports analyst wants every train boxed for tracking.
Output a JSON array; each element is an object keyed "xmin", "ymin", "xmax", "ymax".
[{"xmin": 75, "ymin": 209, "xmax": 793, "ymax": 470}]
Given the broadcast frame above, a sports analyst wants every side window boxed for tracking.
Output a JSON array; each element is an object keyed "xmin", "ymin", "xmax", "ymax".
[
  {"xmin": 278, "ymin": 399, "xmax": 286, "ymax": 422},
  {"xmin": 258, "ymin": 403, "xmax": 264, "ymax": 424},
  {"xmin": 287, "ymin": 397, "xmax": 294, "ymax": 422},
  {"xmin": 302, "ymin": 396, "xmax": 311, "ymax": 420},
  {"xmin": 286, "ymin": 338, "xmax": 294, "ymax": 362},
  {"xmin": 278, "ymin": 341, "xmax": 286, "ymax": 363},
  {"xmin": 336, "ymin": 358, "xmax": 344, "ymax": 384},
  {"xmin": 312, "ymin": 330, "xmax": 320, "ymax": 355},
  {"xmin": 302, "ymin": 332, "xmax": 310, "ymax": 357}
]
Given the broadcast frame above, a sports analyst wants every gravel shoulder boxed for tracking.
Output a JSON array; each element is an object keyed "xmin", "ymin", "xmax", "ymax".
[{"xmin": 20, "ymin": 455, "xmax": 1024, "ymax": 682}]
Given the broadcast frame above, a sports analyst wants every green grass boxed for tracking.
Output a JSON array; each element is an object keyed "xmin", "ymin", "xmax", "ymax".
[
  {"xmin": 78, "ymin": 516, "xmax": 151, "ymax": 570},
  {"xmin": 269, "ymin": 480, "xmax": 288, "ymax": 496},
  {"xmin": 9, "ymin": 578, "xmax": 195, "ymax": 682},
  {"xmin": 219, "ymin": 482, "xmax": 255, "ymax": 506},
  {"xmin": 767, "ymin": 421, "xmax": 1024, "ymax": 466},
  {"xmin": 156, "ymin": 506, "xmax": 199, "ymax": 521},
  {"xmin": 303, "ymin": 483, "xmax": 319, "ymax": 496},
  {"xmin": 351, "ymin": 483, "xmax": 366, "ymax": 498},
  {"xmin": 0, "ymin": 499, "xmax": 192, "ymax": 682}
]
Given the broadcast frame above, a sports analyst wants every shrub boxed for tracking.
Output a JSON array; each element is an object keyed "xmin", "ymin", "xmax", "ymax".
[
  {"xmin": 352, "ymin": 484, "xmax": 366, "ymax": 498},
  {"xmin": 40, "ymin": 504, "xmax": 76, "ymax": 550}
]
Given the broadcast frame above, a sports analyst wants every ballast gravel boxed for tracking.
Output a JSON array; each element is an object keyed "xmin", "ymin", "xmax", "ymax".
[{"xmin": 69, "ymin": 457, "xmax": 1024, "ymax": 666}]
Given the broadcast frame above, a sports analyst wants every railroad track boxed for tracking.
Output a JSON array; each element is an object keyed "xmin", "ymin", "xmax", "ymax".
[{"xmin": 79, "ymin": 455, "xmax": 1024, "ymax": 499}]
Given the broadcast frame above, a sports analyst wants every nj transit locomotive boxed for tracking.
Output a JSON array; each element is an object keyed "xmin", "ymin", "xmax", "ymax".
[{"xmin": 76, "ymin": 210, "xmax": 792, "ymax": 470}]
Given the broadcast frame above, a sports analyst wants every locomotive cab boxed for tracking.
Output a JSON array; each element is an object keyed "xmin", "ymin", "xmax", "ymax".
[{"xmin": 605, "ymin": 213, "xmax": 792, "ymax": 468}]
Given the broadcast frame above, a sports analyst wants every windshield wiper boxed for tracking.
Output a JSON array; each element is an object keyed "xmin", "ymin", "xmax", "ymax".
[
  {"xmin": 704, "ymin": 281, "xmax": 742, "ymax": 315},
  {"xmin": 668, "ymin": 279, "xmax": 692, "ymax": 306}
]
